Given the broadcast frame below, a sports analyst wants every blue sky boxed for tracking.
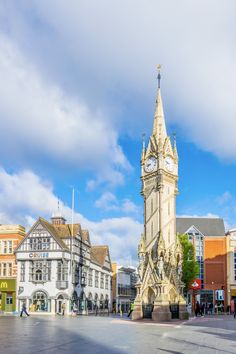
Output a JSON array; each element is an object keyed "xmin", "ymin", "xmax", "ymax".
[{"xmin": 1, "ymin": 1, "xmax": 236, "ymax": 264}]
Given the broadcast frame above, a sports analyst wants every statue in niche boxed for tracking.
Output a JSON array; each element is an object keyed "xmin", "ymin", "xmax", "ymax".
[
  {"xmin": 157, "ymin": 255, "xmax": 164, "ymax": 280},
  {"xmin": 138, "ymin": 253, "xmax": 148, "ymax": 281},
  {"xmin": 177, "ymin": 263, "xmax": 182, "ymax": 278}
]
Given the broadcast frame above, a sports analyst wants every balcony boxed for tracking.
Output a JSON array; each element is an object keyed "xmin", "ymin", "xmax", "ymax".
[{"xmin": 56, "ymin": 280, "xmax": 68, "ymax": 290}]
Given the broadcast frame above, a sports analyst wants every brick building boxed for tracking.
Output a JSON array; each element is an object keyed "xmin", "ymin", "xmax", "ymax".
[
  {"xmin": 177, "ymin": 217, "xmax": 227, "ymax": 312},
  {"xmin": 0, "ymin": 224, "xmax": 25, "ymax": 312}
]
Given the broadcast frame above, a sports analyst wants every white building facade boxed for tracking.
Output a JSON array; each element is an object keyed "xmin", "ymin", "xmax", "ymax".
[{"xmin": 15, "ymin": 215, "xmax": 112, "ymax": 314}]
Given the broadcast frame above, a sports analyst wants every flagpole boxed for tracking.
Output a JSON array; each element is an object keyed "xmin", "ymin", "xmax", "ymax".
[{"xmin": 70, "ymin": 187, "xmax": 74, "ymax": 275}]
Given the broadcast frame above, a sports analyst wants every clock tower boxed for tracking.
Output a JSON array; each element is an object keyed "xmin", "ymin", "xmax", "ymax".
[{"xmin": 132, "ymin": 67, "xmax": 188, "ymax": 321}]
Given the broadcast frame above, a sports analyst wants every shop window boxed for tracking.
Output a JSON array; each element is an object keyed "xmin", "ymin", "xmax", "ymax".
[
  {"xmin": 6, "ymin": 293, "xmax": 13, "ymax": 305},
  {"xmin": 31, "ymin": 291, "xmax": 49, "ymax": 312}
]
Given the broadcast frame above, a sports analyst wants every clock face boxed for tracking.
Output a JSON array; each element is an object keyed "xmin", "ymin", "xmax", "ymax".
[
  {"xmin": 144, "ymin": 156, "xmax": 156, "ymax": 172},
  {"xmin": 164, "ymin": 156, "xmax": 174, "ymax": 172}
]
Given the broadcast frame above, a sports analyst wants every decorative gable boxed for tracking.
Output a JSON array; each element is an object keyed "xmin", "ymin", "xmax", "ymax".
[{"xmin": 163, "ymin": 137, "xmax": 173, "ymax": 157}]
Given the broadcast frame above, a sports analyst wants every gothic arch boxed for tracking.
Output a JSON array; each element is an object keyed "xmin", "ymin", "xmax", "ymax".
[
  {"xmin": 142, "ymin": 287, "xmax": 156, "ymax": 304},
  {"xmin": 169, "ymin": 287, "xmax": 178, "ymax": 303}
]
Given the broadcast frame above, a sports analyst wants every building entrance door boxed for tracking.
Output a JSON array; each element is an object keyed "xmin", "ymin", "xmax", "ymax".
[
  {"xmin": 0, "ymin": 292, "xmax": 2, "ymax": 311},
  {"xmin": 56, "ymin": 295, "xmax": 64, "ymax": 314},
  {"xmin": 5, "ymin": 293, "xmax": 13, "ymax": 312}
]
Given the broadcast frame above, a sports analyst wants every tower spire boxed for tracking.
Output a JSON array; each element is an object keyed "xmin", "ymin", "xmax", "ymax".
[{"xmin": 152, "ymin": 65, "xmax": 167, "ymax": 141}]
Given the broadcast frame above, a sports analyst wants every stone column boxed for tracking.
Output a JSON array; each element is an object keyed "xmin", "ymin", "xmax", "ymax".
[{"xmin": 132, "ymin": 284, "xmax": 143, "ymax": 320}]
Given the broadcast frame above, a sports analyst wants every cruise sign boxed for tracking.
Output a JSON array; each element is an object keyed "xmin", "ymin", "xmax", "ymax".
[{"xmin": 29, "ymin": 252, "xmax": 49, "ymax": 258}]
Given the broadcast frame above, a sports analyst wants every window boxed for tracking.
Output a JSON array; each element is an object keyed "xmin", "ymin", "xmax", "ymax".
[
  {"xmin": 0, "ymin": 263, "xmax": 13, "ymax": 277},
  {"xmin": 3, "ymin": 241, "xmax": 7, "ymax": 254},
  {"xmin": 95, "ymin": 271, "xmax": 99, "ymax": 288},
  {"xmin": 8, "ymin": 241, "xmax": 13, "ymax": 254},
  {"xmin": 20, "ymin": 262, "xmax": 25, "ymax": 282},
  {"xmin": 88, "ymin": 269, "xmax": 93, "ymax": 286},
  {"xmin": 29, "ymin": 237, "xmax": 50, "ymax": 251},
  {"xmin": 100, "ymin": 273, "xmax": 104, "ymax": 289},
  {"xmin": 3, "ymin": 263, "xmax": 7, "ymax": 276},
  {"xmin": 0, "ymin": 240, "xmax": 13, "ymax": 254},
  {"xmin": 30, "ymin": 261, "xmax": 52, "ymax": 282},
  {"xmin": 36, "ymin": 269, "xmax": 42, "ymax": 281},
  {"xmin": 57, "ymin": 261, "xmax": 68, "ymax": 281},
  {"xmin": 8, "ymin": 263, "xmax": 12, "ymax": 276},
  {"xmin": 105, "ymin": 275, "xmax": 109, "ymax": 290}
]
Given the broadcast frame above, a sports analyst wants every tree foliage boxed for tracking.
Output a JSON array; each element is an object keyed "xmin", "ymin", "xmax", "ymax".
[{"xmin": 178, "ymin": 234, "xmax": 199, "ymax": 292}]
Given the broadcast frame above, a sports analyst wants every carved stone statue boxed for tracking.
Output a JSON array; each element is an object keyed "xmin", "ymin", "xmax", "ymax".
[
  {"xmin": 157, "ymin": 256, "xmax": 164, "ymax": 280},
  {"xmin": 177, "ymin": 263, "xmax": 182, "ymax": 277}
]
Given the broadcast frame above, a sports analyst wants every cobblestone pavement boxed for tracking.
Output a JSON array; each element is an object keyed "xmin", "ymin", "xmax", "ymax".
[{"xmin": 1, "ymin": 314, "xmax": 236, "ymax": 354}]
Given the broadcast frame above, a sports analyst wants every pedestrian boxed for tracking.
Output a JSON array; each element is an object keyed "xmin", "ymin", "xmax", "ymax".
[
  {"xmin": 72, "ymin": 302, "xmax": 77, "ymax": 316},
  {"xmin": 127, "ymin": 302, "xmax": 134, "ymax": 317},
  {"xmin": 209, "ymin": 302, "xmax": 213, "ymax": 315},
  {"xmin": 205, "ymin": 302, "xmax": 209, "ymax": 315},
  {"xmin": 20, "ymin": 301, "xmax": 29, "ymax": 317},
  {"xmin": 195, "ymin": 301, "xmax": 200, "ymax": 317},
  {"xmin": 61, "ymin": 302, "xmax": 66, "ymax": 316},
  {"xmin": 201, "ymin": 303, "xmax": 205, "ymax": 316}
]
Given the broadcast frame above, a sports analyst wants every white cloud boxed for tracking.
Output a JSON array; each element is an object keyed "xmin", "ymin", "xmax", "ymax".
[
  {"xmin": 95, "ymin": 192, "xmax": 118, "ymax": 211},
  {"xmin": 0, "ymin": 32, "xmax": 130, "ymax": 187},
  {"xmin": 216, "ymin": 191, "xmax": 232, "ymax": 205},
  {"xmin": 0, "ymin": 167, "xmax": 142, "ymax": 264},
  {"xmin": 13, "ymin": 0, "xmax": 236, "ymax": 161},
  {"xmin": 95, "ymin": 192, "xmax": 141, "ymax": 215},
  {"xmin": 177, "ymin": 213, "xmax": 220, "ymax": 219},
  {"xmin": 122, "ymin": 199, "xmax": 140, "ymax": 214}
]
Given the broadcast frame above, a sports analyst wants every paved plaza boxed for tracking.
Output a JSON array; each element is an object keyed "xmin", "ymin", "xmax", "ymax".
[{"xmin": 1, "ymin": 314, "xmax": 236, "ymax": 354}]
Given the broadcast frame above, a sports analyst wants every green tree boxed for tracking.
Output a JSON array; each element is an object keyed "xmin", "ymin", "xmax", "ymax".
[{"xmin": 178, "ymin": 234, "xmax": 199, "ymax": 292}]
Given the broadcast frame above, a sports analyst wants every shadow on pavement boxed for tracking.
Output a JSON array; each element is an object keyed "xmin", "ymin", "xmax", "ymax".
[{"xmin": 0, "ymin": 316, "xmax": 125, "ymax": 354}]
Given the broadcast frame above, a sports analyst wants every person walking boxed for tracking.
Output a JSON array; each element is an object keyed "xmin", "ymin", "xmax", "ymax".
[
  {"xmin": 195, "ymin": 301, "xmax": 200, "ymax": 317},
  {"xmin": 127, "ymin": 302, "xmax": 134, "ymax": 317},
  {"xmin": 61, "ymin": 302, "xmax": 66, "ymax": 316},
  {"xmin": 20, "ymin": 301, "xmax": 29, "ymax": 317}
]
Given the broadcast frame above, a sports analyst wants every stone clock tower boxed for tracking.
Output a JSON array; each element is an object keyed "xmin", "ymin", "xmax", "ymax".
[{"xmin": 132, "ymin": 68, "xmax": 188, "ymax": 321}]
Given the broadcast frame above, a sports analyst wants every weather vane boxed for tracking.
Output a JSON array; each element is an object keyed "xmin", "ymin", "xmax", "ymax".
[{"xmin": 157, "ymin": 64, "xmax": 161, "ymax": 88}]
